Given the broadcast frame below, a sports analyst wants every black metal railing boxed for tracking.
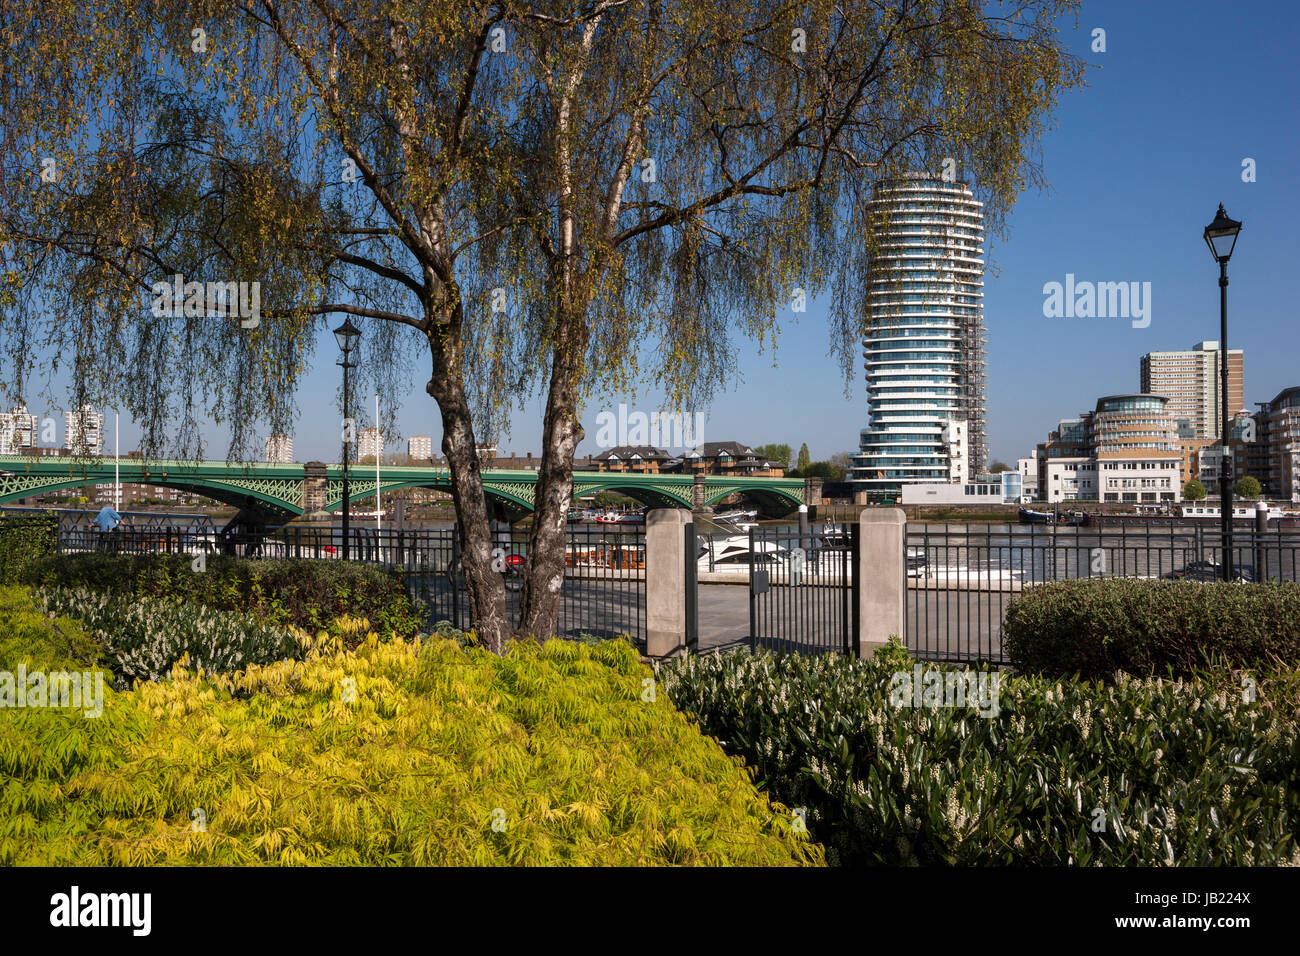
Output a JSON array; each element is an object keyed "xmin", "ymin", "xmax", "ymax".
[
  {"xmin": 552, "ymin": 526, "xmax": 646, "ymax": 645},
  {"xmin": 904, "ymin": 522, "xmax": 1300, "ymax": 664},
  {"xmin": 53, "ymin": 519, "xmax": 647, "ymax": 647},
  {"xmin": 746, "ymin": 525, "xmax": 858, "ymax": 657}
]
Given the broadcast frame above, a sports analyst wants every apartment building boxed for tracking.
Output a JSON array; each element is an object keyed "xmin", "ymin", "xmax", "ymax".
[
  {"xmin": 65, "ymin": 404, "xmax": 104, "ymax": 456},
  {"xmin": 357, "ymin": 427, "xmax": 381, "ymax": 462},
  {"xmin": 1139, "ymin": 341, "xmax": 1245, "ymax": 439},
  {"xmin": 408, "ymin": 435, "xmax": 433, "ymax": 460},
  {"xmin": 0, "ymin": 405, "xmax": 39, "ymax": 455},
  {"xmin": 681, "ymin": 442, "xmax": 785, "ymax": 477},
  {"xmin": 850, "ymin": 175, "xmax": 987, "ymax": 499},
  {"xmin": 264, "ymin": 434, "xmax": 294, "ymax": 463},
  {"xmin": 1257, "ymin": 387, "xmax": 1300, "ymax": 501},
  {"xmin": 594, "ymin": 446, "xmax": 675, "ymax": 474},
  {"xmin": 1034, "ymin": 397, "xmax": 1183, "ymax": 504},
  {"xmin": 1089, "ymin": 395, "xmax": 1183, "ymax": 504}
]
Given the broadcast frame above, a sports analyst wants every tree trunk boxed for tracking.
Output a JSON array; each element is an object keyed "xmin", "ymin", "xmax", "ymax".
[
  {"xmin": 425, "ymin": 317, "xmax": 510, "ymax": 654},
  {"xmin": 517, "ymin": 308, "xmax": 587, "ymax": 640}
]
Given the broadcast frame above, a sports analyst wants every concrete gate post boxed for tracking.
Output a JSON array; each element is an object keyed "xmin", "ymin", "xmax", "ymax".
[
  {"xmin": 857, "ymin": 508, "xmax": 905, "ymax": 658},
  {"xmin": 646, "ymin": 508, "xmax": 690, "ymax": 658}
]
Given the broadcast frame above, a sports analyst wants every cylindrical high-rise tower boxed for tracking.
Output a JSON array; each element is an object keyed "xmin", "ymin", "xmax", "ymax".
[{"xmin": 851, "ymin": 175, "xmax": 987, "ymax": 499}]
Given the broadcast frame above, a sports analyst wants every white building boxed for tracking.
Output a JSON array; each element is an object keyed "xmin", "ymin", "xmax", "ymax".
[
  {"xmin": 1039, "ymin": 457, "xmax": 1094, "ymax": 503},
  {"xmin": 264, "ymin": 434, "xmax": 294, "ymax": 463},
  {"xmin": 0, "ymin": 405, "xmax": 39, "ymax": 454},
  {"xmin": 358, "ymin": 426, "xmax": 381, "ymax": 461},
  {"xmin": 901, "ymin": 472, "xmax": 1023, "ymax": 505},
  {"xmin": 1095, "ymin": 459, "xmax": 1181, "ymax": 504},
  {"xmin": 1017, "ymin": 457, "xmax": 1038, "ymax": 497},
  {"xmin": 943, "ymin": 420, "xmax": 969, "ymax": 484},
  {"xmin": 408, "ymin": 435, "xmax": 433, "ymax": 460},
  {"xmin": 65, "ymin": 404, "xmax": 104, "ymax": 456},
  {"xmin": 850, "ymin": 175, "xmax": 987, "ymax": 500}
]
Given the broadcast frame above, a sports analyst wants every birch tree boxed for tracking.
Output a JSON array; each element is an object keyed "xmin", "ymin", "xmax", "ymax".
[
  {"xmin": 476, "ymin": 0, "xmax": 1085, "ymax": 639},
  {"xmin": 0, "ymin": 0, "xmax": 538, "ymax": 651}
]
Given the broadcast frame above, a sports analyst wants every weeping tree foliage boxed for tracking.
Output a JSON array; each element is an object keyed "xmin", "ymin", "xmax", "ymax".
[
  {"xmin": 467, "ymin": 0, "xmax": 1086, "ymax": 639},
  {"xmin": 1, "ymin": 0, "xmax": 1086, "ymax": 650},
  {"xmin": 0, "ymin": 0, "xmax": 549, "ymax": 651}
]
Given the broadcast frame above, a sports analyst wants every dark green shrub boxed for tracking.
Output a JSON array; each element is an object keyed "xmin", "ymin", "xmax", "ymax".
[
  {"xmin": 35, "ymin": 586, "xmax": 301, "ymax": 688},
  {"xmin": 1003, "ymin": 578, "xmax": 1300, "ymax": 680},
  {"xmin": 20, "ymin": 553, "xmax": 423, "ymax": 642},
  {"xmin": 661, "ymin": 648, "xmax": 1300, "ymax": 866},
  {"xmin": 0, "ymin": 511, "xmax": 58, "ymax": 584}
]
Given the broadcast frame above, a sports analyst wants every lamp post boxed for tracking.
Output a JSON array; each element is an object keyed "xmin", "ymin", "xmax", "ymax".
[
  {"xmin": 334, "ymin": 318, "xmax": 360, "ymax": 560},
  {"xmin": 1203, "ymin": 204, "xmax": 1242, "ymax": 582}
]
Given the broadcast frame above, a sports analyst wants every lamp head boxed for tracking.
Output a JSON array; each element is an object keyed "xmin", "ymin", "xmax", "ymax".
[
  {"xmin": 333, "ymin": 318, "xmax": 361, "ymax": 353},
  {"xmin": 1203, "ymin": 203, "xmax": 1242, "ymax": 263}
]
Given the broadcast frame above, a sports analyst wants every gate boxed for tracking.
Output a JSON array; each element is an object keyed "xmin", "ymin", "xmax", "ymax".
[{"xmin": 747, "ymin": 524, "xmax": 858, "ymax": 656}]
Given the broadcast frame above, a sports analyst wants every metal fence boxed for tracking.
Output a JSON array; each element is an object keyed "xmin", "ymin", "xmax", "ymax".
[
  {"xmin": 53, "ymin": 520, "xmax": 647, "ymax": 647},
  {"xmin": 905, "ymin": 522, "xmax": 1300, "ymax": 664}
]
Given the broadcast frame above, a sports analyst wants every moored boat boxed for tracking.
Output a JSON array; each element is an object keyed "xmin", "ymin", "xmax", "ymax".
[
  {"xmin": 697, "ymin": 535, "xmax": 789, "ymax": 573},
  {"xmin": 594, "ymin": 509, "xmax": 646, "ymax": 525},
  {"xmin": 1175, "ymin": 503, "xmax": 1286, "ymax": 521},
  {"xmin": 566, "ymin": 541, "xmax": 645, "ymax": 569}
]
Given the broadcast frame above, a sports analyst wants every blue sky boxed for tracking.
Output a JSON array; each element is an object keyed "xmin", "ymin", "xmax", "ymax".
[{"xmin": 21, "ymin": 1, "xmax": 1300, "ymax": 467}]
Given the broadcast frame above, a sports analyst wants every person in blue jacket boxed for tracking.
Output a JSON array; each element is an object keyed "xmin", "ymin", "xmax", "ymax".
[{"xmin": 92, "ymin": 505, "xmax": 122, "ymax": 552}]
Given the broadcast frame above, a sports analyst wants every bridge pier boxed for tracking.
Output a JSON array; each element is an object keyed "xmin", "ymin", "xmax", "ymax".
[
  {"xmin": 804, "ymin": 477, "xmax": 823, "ymax": 513},
  {"xmin": 691, "ymin": 474, "xmax": 712, "ymax": 515},
  {"xmin": 302, "ymin": 461, "xmax": 329, "ymax": 518}
]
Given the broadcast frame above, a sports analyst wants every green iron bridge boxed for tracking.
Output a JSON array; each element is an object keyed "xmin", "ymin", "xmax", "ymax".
[{"xmin": 0, "ymin": 455, "xmax": 816, "ymax": 520}]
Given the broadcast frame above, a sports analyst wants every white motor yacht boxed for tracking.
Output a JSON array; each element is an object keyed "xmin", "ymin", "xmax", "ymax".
[{"xmin": 697, "ymin": 535, "xmax": 788, "ymax": 574}]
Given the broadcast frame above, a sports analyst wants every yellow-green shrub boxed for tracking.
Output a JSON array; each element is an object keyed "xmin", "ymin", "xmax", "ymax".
[{"xmin": 0, "ymin": 589, "xmax": 820, "ymax": 866}]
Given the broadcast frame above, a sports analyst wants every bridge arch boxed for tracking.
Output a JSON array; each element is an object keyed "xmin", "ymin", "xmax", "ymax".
[
  {"xmin": 571, "ymin": 478, "xmax": 694, "ymax": 510},
  {"xmin": 701, "ymin": 485, "xmax": 804, "ymax": 514},
  {"xmin": 0, "ymin": 472, "xmax": 302, "ymax": 517}
]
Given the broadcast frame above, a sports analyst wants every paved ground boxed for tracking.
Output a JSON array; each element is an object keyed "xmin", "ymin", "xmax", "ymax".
[
  {"xmin": 696, "ymin": 583, "xmax": 1007, "ymax": 660},
  {"xmin": 411, "ymin": 573, "xmax": 1008, "ymax": 661},
  {"xmin": 697, "ymin": 583, "xmax": 752, "ymax": 653}
]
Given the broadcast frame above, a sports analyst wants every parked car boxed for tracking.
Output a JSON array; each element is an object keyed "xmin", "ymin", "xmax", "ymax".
[
  {"xmin": 1163, "ymin": 560, "xmax": 1257, "ymax": 583},
  {"xmin": 451, "ymin": 551, "xmax": 525, "ymax": 590}
]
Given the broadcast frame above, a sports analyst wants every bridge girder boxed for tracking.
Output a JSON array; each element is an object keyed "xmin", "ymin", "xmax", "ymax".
[{"xmin": 0, "ymin": 457, "xmax": 807, "ymax": 518}]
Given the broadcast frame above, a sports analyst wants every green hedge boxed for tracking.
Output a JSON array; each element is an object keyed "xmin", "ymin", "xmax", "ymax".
[
  {"xmin": 19, "ymin": 553, "xmax": 424, "ymax": 642},
  {"xmin": 661, "ymin": 644, "xmax": 1300, "ymax": 865},
  {"xmin": 0, "ymin": 587, "xmax": 820, "ymax": 866},
  {"xmin": 1003, "ymin": 578, "xmax": 1300, "ymax": 680},
  {"xmin": 0, "ymin": 511, "xmax": 59, "ymax": 584}
]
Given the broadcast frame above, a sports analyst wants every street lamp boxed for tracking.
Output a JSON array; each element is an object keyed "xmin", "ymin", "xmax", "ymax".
[
  {"xmin": 1203, "ymin": 203, "xmax": 1242, "ymax": 582},
  {"xmin": 334, "ymin": 318, "xmax": 361, "ymax": 560}
]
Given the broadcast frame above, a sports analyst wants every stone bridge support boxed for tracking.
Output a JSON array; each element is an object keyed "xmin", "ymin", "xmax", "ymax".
[
  {"xmin": 302, "ymin": 461, "xmax": 328, "ymax": 518},
  {"xmin": 804, "ymin": 477, "xmax": 823, "ymax": 508},
  {"xmin": 691, "ymin": 474, "xmax": 710, "ymax": 514}
]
